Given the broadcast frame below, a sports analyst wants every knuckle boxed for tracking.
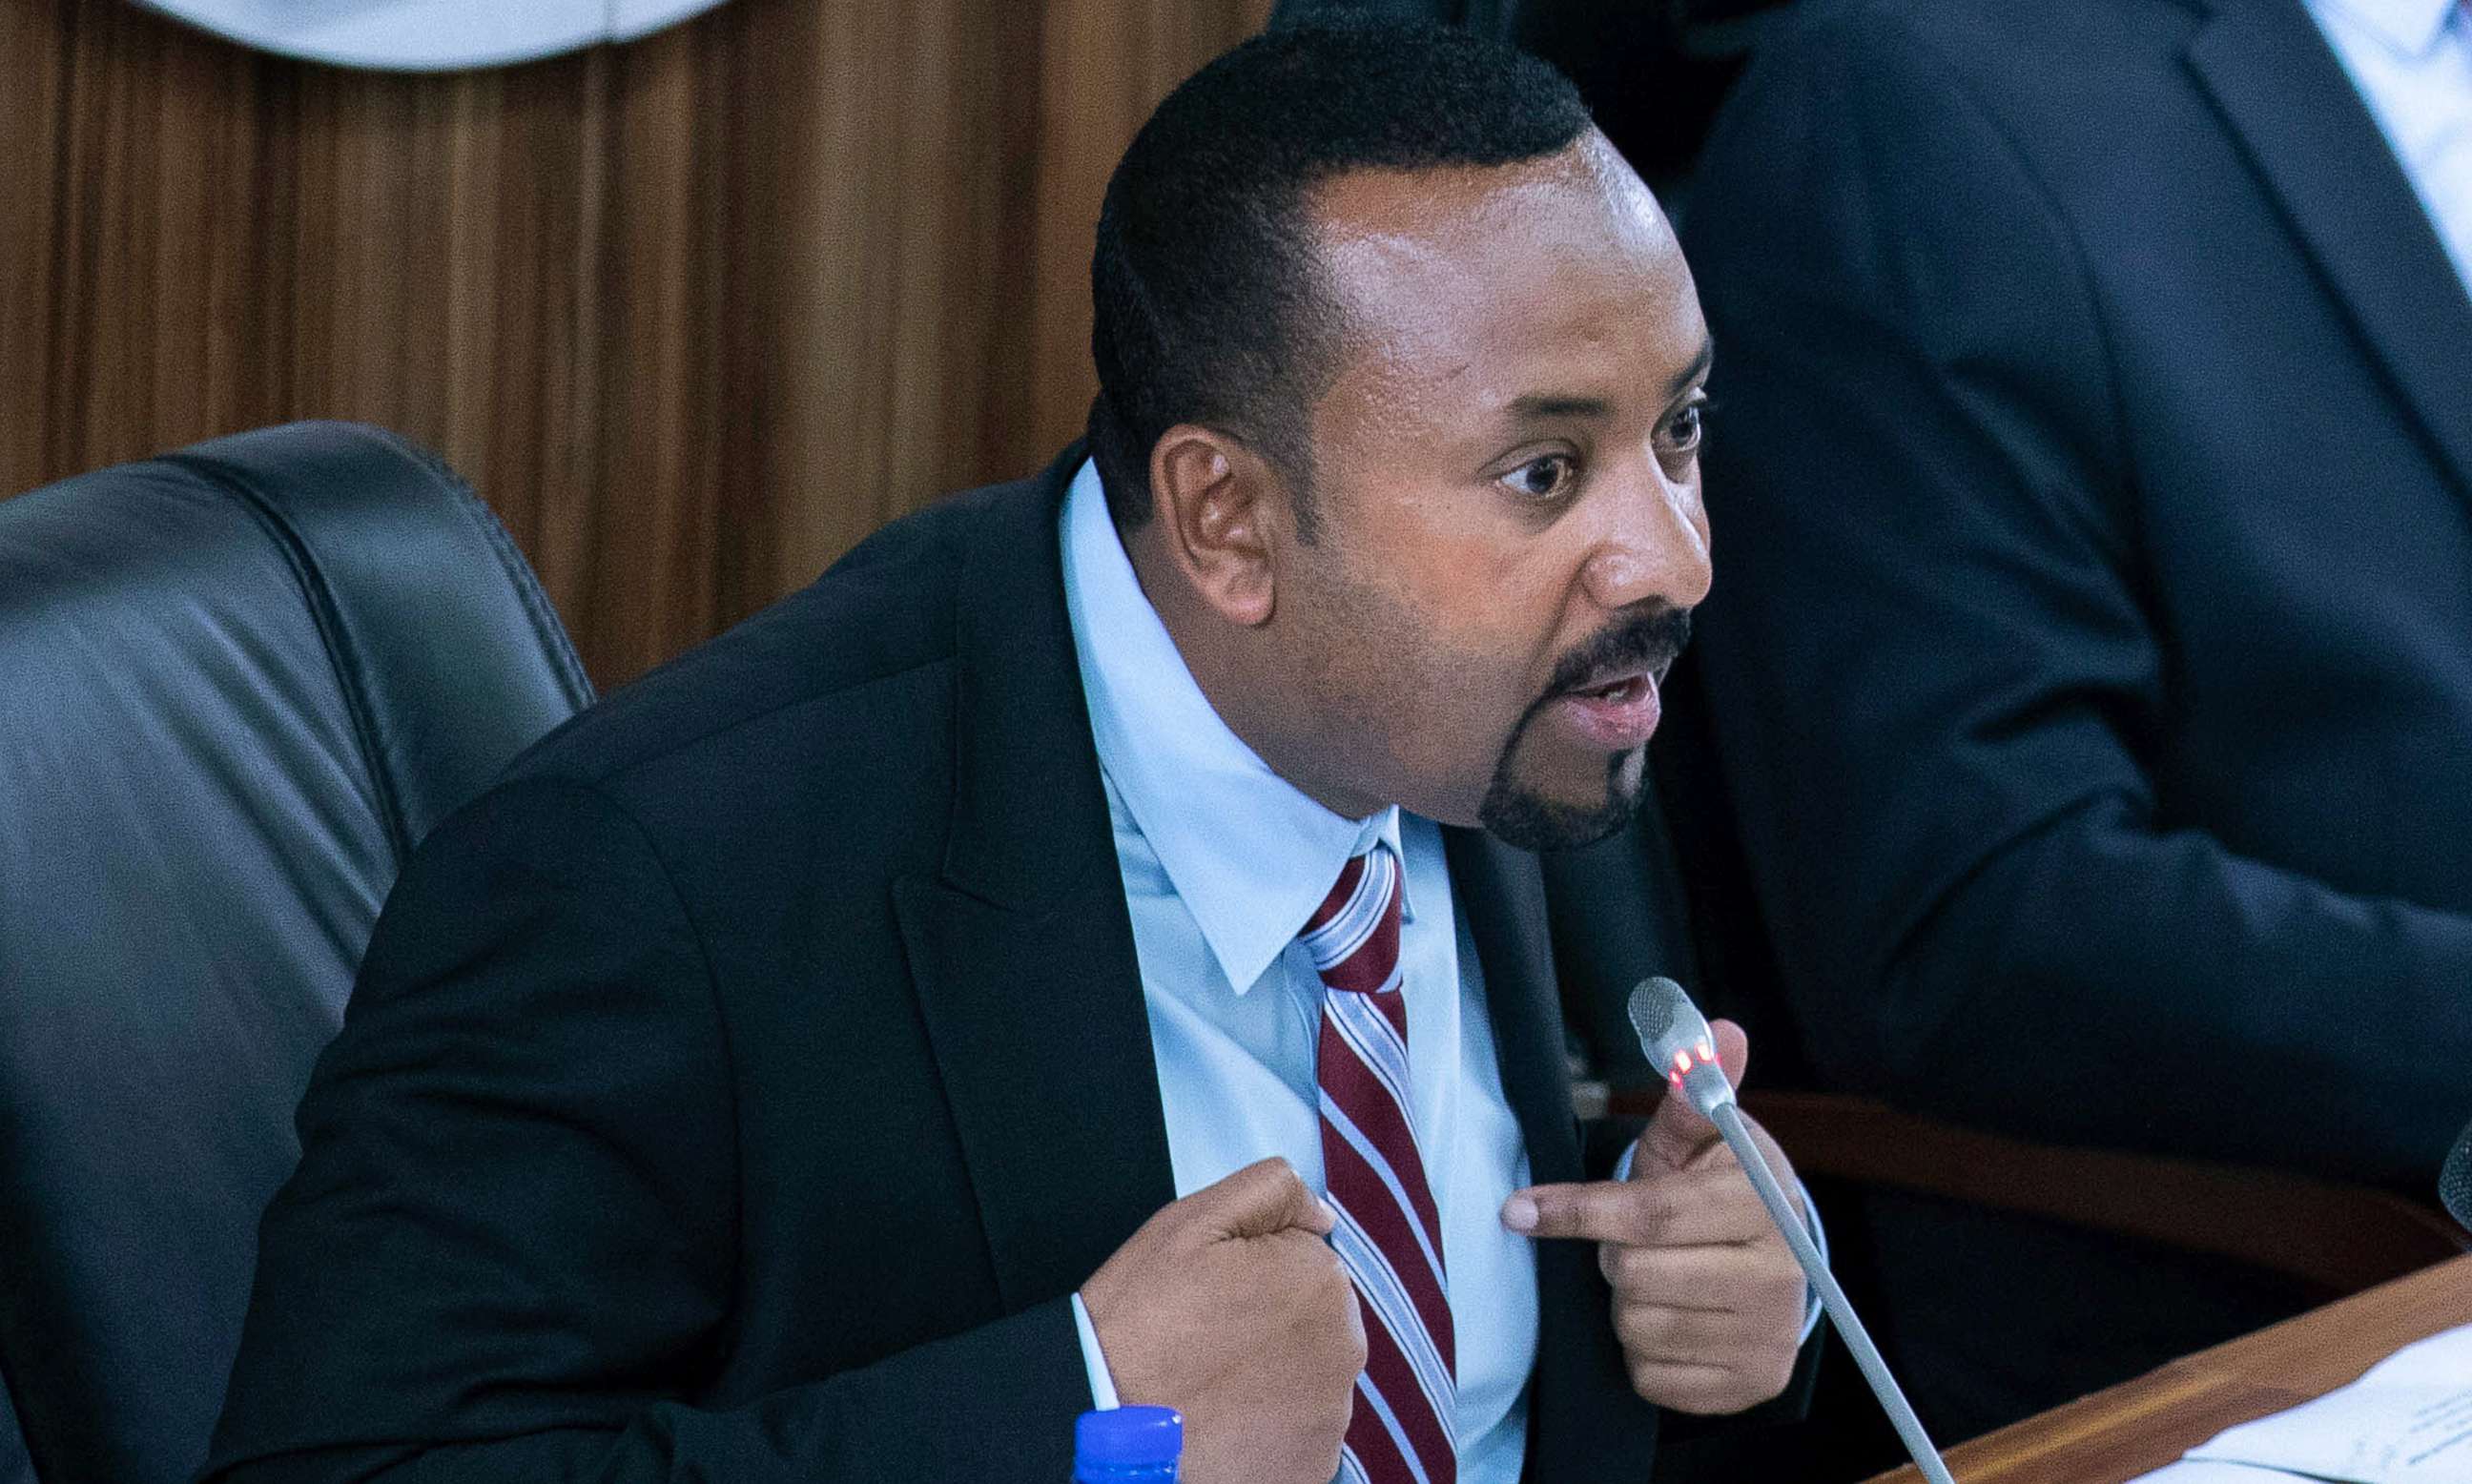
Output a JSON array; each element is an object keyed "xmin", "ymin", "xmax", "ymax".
[
  {"xmin": 1665, "ymin": 1383, "xmax": 1733, "ymax": 1417},
  {"xmin": 1316, "ymin": 1293, "xmax": 1366, "ymax": 1366},
  {"xmin": 1277, "ymin": 1229, "xmax": 1339, "ymax": 1278},
  {"xmin": 1321, "ymin": 1259, "xmax": 1358, "ymax": 1309},
  {"xmin": 1326, "ymin": 1387, "xmax": 1357, "ymax": 1450},
  {"xmin": 1241, "ymin": 1157, "xmax": 1298, "ymax": 1203},
  {"xmin": 1767, "ymin": 1259, "xmax": 1808, "ymax": 1302},
  {"xmin": 1613, "ymin": 1304, "xmax": 1660, "ymax": 1354},
  {"xmin": 1765, "ymin": 1297, "xmax": 1803, "ymax": 1339},
  {"xmin": 1625, "ymin": 1245, "xmax": 1667, "ymax": 1288},
  {"xmin": 1777, "ymin": 1280, "xmax": 1811, "ymax": 1320}
]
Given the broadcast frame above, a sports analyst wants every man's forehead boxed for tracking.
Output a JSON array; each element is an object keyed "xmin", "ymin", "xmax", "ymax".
[
  {"xmin": 1306, "ymin": 133, "xmax": 1671, "ymax": 257},
  {"xmin": 1301, "ymin": 135, "xmax": 1696, "ymax": 394}
]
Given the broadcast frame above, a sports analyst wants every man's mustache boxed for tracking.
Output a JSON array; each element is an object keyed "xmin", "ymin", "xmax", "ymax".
[{"xmin": 1544, "ymin": 607, "xmax": 1695, "ymax": 698}]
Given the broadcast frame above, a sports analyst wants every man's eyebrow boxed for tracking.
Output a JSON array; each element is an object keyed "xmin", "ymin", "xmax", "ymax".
[
  {"xmin": 1500, "ymin": 338, "xmax": 1716, "ymax": 423},
  {"xmin": 1505, "ymin": 393, "xmax": 1613, "ymax": 421},
  {"xmin": 1666, "ymin": 337, "xmax": 1715, "ymax": 401}
]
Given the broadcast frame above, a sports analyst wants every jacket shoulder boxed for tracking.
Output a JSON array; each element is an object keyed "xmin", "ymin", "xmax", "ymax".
[{"xmin": 505, "ymin": 470, "xmax": 1055, "ymax": 794}]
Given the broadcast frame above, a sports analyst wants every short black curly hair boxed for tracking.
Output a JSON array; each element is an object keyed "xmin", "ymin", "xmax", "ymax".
[{"xmin": 1087, "ymin": 22, "xmax": 1594, "ymax": 532}]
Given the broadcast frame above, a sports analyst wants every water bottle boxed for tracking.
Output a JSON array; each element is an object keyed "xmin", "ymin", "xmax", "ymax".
[{"xmin": 1073, "ymin": 1405, "xmax": 1183, "ymax": 1481}]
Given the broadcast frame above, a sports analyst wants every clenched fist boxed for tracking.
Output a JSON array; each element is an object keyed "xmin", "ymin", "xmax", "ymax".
[
  {"xmin": 1502, "ymin": 1019, "xmax": 1809, "ymax": 1414},
  {"xmin": 1081, "ymin": 1158, "xmax": 1367, "ymax": 1484}
]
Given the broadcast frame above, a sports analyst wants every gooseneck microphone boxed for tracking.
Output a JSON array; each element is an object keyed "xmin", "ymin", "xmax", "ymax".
[
  {"xmin": 1628, "ymin": 978, "xmax": 1958, "ymax": 1484},
  {"xmin": 2441, "ymin": 1115, "xmax": 2472, "ymax": 1234}
]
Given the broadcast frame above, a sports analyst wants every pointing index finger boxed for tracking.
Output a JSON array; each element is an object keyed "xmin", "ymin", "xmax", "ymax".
[{"xmin": 1501, "ymin": 1177, "xmax": 1680, "ymax": 1244}]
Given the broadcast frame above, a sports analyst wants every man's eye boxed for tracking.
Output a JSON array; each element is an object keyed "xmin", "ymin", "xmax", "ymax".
[
  {"xmin": 1507, "ymin": 454, "xmax": 1576, "ymax": 499},
  {"xmin": 1669, "ymin": 402, "xmax": 1708, "ymax": 452}
]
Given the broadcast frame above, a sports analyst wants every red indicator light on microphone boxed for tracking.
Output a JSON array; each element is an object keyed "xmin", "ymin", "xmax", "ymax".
[
  {"xmin": 1672, "ymin": 1050, "xmax": 1693, "ymax": 1076},
  {"xmin": 1695, "ymin": 1040, "xmax": 1715, "ymax": 1065}
]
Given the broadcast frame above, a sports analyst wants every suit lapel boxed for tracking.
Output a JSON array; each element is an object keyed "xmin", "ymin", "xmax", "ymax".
[
  {"xmin": 1447, "ymin": 827, "xmax": 1583, "ymax": 1188},
  {"xmin": 894, "ymin": 447, "xmax": 1174, "ymax": 1314},
  {"xmin": 2186, "ymin": 0, "xmax": 2472, "ymax": 504},
  {"xmin": 1446, "ymin": 827, "xmax": 1661, "ymax": 1472},
  {"xmin": 895, "ymin": 876, "xmax": 1172, "ymax": 1312}
]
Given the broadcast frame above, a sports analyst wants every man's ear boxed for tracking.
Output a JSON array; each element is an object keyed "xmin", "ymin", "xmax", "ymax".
[{"xmin": 1146, "ymin": 424, "xmax": 1288, "ymax": 628}]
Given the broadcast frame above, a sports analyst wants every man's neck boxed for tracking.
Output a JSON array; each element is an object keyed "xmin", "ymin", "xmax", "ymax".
[{"xmin": 1119, "ymin": 521, "xmax": 1384, "ymax": 823}]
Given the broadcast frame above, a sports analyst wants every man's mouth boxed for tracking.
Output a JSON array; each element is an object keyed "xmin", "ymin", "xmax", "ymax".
[
  {"xmin": 1570, "ymin": 670, "xmax": 1654, "ymax": 706},
  {"xmin": 1550, "ymin": 666, "xmax": 1664, "ymax": 750},
  {"xmin": 1523, "ymin": 608, "xmax": 1691, "ymax": 755}
]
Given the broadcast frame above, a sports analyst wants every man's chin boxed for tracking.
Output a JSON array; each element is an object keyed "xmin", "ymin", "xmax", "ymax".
[{"xmin": 1475, "ymin": 749, "xmax": 1648, "ymax": 852}]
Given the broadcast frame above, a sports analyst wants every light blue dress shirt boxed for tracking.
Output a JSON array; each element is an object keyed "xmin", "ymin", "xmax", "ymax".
[
  {"xmin": 1056, "ymin": 460, "xmax": 1540, "ymax": 1481},
  {"xmin": 2307, "ymin": 0, "xmax": 2472, "ymax": 295}
]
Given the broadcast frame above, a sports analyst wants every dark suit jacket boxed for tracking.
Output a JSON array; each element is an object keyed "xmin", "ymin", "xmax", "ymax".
[
  {"xmin": 1664, "ymin": 0, "xmax": 2472, "ymax": 1432},
  {"xmin": 201, "ymin": 447, "xmax": 1663, "ymax": 1482}
]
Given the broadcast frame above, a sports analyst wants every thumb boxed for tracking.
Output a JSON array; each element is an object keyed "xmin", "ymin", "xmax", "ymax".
[
  {"xmin": 1636, "ymin": 1017, "xmax": 1751, "ymax": 1174},
  {"xmin": 1195, "ymin": 1157, "xmax": 1338, "ymax": 1240}
]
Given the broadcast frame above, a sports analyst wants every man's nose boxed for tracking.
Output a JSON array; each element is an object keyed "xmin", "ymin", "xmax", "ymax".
[{"xmin": 1582, "ymin": 460, "xmax": 1712, "ymax": 614}]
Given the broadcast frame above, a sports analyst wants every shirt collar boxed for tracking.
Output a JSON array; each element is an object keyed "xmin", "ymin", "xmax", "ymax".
[
  {"xmin": 2316, "ymin": 0, "xmax": 2461, "ymax": 57},
  {"xmin": 1060, "ymin": 459, "xmax": 1409, "ymax": 995}
]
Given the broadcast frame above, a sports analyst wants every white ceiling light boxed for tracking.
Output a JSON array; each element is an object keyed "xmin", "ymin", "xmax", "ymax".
[{"xmin": 136, "ymin": 0, "xmax": 736, "ymax": 72}]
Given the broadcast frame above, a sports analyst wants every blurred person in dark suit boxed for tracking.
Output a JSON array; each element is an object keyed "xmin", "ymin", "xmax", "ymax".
[
  {"xmin": 201, "ymin": 23, "xmax": 1824, "ymax": 1484},
  {"xmin": 1671, "ymin": 0, "xmax": 2472, "ymax": 1441}
]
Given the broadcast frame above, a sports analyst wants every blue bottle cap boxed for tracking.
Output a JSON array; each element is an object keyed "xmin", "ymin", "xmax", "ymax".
[{"xmin": 1075, "ymin": 1405, "xmax": 1183, "ymax": 1470}]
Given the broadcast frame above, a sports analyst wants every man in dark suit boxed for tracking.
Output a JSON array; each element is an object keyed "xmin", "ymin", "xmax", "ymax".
[
  {"xmin": 1670, "ymin": 0, "xmax": 2472, "ymax": 1440},
  {"xmin": 203, "ymin": 24, "xmax": 1820, "ymax": 1484}
]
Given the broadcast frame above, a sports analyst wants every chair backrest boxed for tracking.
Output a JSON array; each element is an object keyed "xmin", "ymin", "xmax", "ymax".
[{"xmin": 0, "ymin": 423, "xmax": 594, "ymax": 1484}]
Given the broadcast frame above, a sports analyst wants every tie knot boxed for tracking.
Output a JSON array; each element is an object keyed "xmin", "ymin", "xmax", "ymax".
[{"xmin": 1299, "ymin": 843, "xmax": 1404, "ymax": 994}]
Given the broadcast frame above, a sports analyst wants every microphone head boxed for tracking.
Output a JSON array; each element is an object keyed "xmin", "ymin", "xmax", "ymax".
[
  {"xmin": 2442, "ymin": 1118, "xmax": 2472, "ymax": 1235},
  {"xmin": 1626, "ymin": 977, "xmax": 1686, "ymax": 1047},
  {"xmin": 1628, "ymin": 977, "xmax": 1727, "ymax": 1105}
]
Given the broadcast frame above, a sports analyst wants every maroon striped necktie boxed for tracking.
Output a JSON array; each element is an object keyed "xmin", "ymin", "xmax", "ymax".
[{"xmin": 1300, "ymin": 843, "xmax": 1457, "ymax": 1484}]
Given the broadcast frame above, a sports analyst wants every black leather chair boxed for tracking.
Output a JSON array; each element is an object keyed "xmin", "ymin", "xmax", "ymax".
[{"xmin": 0, "ymin": 423, "xmax": 595, "ymax": 1484}]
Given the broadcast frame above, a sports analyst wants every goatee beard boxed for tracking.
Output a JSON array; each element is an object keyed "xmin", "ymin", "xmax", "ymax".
[
  {"xmin": 1475, "ymin": 607, "xmax": 1690, "ymax": 851},
  {"xmin": 1478, "ymin": 745, "xmax": 1642, "ymax": 851}
]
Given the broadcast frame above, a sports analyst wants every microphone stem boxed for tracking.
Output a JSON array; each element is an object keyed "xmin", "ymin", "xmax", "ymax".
[{"xmin": 1708, "ymin": 1100, "xmax": 1959, "ymax": 1484}]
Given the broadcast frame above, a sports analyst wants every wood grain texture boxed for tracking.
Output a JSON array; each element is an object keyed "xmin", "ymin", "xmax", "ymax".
[
  {"xmin": 0, "ymin": 0, "xmax": 1272, "ymax": 685},
  {"xmin": 1863, "ymin": 1255, "xmax": 2472, "ymax": 1484}
]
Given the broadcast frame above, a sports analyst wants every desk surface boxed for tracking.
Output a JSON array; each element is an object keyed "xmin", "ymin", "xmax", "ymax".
[{"xmin": 1864, "ymin": 1253, "xmax": 2472, "ymax": 1483}]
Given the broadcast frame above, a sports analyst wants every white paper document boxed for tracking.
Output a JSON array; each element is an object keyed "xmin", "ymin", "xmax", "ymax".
[
  {"xmin": 2175, "ymin": 1323, "xmax": 2472, "ymax": 1483},
  {"xmin": 2127, "ymin": 1462, "xmax": 2317, "ymax": 1482}
]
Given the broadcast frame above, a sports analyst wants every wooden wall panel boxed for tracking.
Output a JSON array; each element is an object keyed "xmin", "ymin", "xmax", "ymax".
[
  {"xmin": 0, "ymin": 2, "xmax": 67, "ymax": 483},
  {"xmin": 0, "ymin": 0, "xmax": 1271, "ymax": 685}
]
